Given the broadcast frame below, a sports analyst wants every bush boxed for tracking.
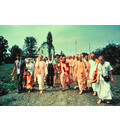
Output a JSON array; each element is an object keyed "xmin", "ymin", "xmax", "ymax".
[
  {"xmin": 0, "ymin": 64, "xmax": 17, "ymax": 96},
  {"xmin": 112, "ymin": 64, "xmax": 120, "ymax": 75},
  {"xmin": 0, "ymin": 75, "xmax": 17, "ymax": 96},
  {"xmin": 0, "ymin": 82, "xmax": 9, "ymax": 96}
]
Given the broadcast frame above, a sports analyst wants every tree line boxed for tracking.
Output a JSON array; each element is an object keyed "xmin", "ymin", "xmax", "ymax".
[
  {"xmin": 92, "ymin": 42, "xmax": 120, "ymax": 74},
  {"xmin": 0, "ymin": 32, "xmax": 58, "ymax": 64},
  {"xmin": 1, "ymin": 33, "xmax": 120, "ymax": 74}
]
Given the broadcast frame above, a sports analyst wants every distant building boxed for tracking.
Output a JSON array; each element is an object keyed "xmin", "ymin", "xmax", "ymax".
[{"xmin": 38, "ymin": 42, "xmax": 55, "ymax": 60}]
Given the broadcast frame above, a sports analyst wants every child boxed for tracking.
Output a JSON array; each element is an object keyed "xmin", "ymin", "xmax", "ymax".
[{"xmin": 24, "ymin": 71, "xmax": 33, "ymax": 93}]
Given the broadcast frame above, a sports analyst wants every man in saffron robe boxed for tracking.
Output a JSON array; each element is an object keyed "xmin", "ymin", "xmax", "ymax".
[
  {"xmin": 76, "ymin": 55, "xmax": 87, "ymax": 95},
  {"xmin": 84, "ymin": 55, "xmax": 91, "ymax": 90},
  {"xmin": 73, "ymin": 55, "xmax": 79, "ymax": 89},
  {"xmin": 66, "ymin": 56, "xmax": 72, "ymax": 83},
  {"xmin": 58, "ymin": 57, "xmax": 70, "ymax": 91}
]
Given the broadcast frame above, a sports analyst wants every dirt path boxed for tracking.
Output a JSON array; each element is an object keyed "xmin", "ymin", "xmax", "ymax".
[{"xmin": 0, "ymin": 75, "xmax": 120, "ymax": 106}]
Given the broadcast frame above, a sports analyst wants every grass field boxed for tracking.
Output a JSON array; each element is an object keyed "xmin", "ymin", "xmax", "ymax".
[
  {"xmin": 0, "ymin": 64, "xmax": 17, "ymax": 96},
  {"xmin": 0, "ymin": 64, "xmax": 120, "ymax": 106}
]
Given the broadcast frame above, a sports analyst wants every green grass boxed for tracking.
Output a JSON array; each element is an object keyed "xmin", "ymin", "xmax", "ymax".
[{"xmin": 0, "ymin": 64, "xmax": 17, "ymax": 96}]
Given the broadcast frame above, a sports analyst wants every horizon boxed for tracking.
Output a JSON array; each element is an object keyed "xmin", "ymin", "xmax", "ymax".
[{"xmin": 0, "ymin": 25, "xmax": 120, "ymax": 55}]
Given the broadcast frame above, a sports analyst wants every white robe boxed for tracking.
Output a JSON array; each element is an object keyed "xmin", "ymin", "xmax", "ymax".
[
  {"xmin": 89, "ymin": 60, "xmax": 97, "ymax": 91},
  {"xmin": 96, "ymin": 61, "xmax": 113, "ymax": 100},
  {"xmin": 36, "ymin": 61, "xmax": 48, "ymax": 90}
]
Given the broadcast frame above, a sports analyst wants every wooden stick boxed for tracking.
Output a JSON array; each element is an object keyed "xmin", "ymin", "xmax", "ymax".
[
  {"xmin": 75, "ymin": 40, "xmax": 77, "ymax": 55},
  {"xmin": 40, "ymin": 48, "xmax": 41, "ymax": 56},
  {"xmin": 80, "ymin": 48, "xmax": 83, "ymax": 60},
  {"xmin": 89, "ymin": 43, "xmax": 91, "ymax": 60},
  {"xmin": 80, "ymin": 48, "xmax": 82, "ymax": 55}
]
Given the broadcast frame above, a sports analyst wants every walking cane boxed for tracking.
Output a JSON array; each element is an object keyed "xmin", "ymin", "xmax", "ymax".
[
  {"xmin": 80, "ymin": 48, "xmax": 82, "ymax": 55},
  {"xmin": 80, "ymin": 48, "xmax": 83, "ymax": 60},
  {"xmin": 89, "ymin": 43, "xmax": 91, "ymax": 60},
  {"xmin": 75, "ymin": 40, "xmax": 77, "ymax": 55}
]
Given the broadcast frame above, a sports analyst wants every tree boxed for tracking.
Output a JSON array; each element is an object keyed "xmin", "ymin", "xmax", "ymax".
[
  {"xmin": 47, "ymin": 32, "xmax": 53, "ymax": 56},
  {"xmin": 60, "ymin": 51, "xmax": 66, "ymax": 57},
  {"xmin": 92, "ymin": 43, "xmax": 120, "ymax": 75},
  {"xmin": 92, "ymin": 43, "xmax": 120, "ymax": 65},
  {"xmin": 92, "ymin": 48, "xmax": 103, "ymax": 59},
  {"xmin": 0, "ymin": 36, "xmax": 9, "ymax": 64},
  {"xmin": 9, "ymin": 45, "xmax": 22, "ymax": 63},
  {"xmin": 22, "ymin": 36, "xmax": 37, "ymax": 58}
]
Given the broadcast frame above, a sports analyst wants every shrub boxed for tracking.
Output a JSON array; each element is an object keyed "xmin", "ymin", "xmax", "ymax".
[{"xmin": 112, "ymin": 64, "xmax": 120, "ymax": 75}]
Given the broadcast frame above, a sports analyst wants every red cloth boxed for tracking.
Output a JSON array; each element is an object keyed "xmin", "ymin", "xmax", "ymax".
[
  {"xmin": 58, "ymin": 61, "xmax": 70, "ymax": 75},
  {"xmin": 24, "ymin": 76, "xmax": 33, "ymax": 86},
  {"xmin": 66, "ymin": 62, "xmax": 70, "ymax": 75}
]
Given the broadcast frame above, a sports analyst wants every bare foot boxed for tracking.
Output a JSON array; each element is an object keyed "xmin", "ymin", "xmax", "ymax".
[
  {"xmin": 97, "ymin": 100, "xmax": 102, "ymax": 104},
  {"xmin": 40, "ymin": 91, "xmax": 43, "ymax": 94},
  {"xmin": 93, "ymin": 91, "xmax": 97, "ymax": 96},
  {"xmin": 28, "ymin": 90, "xmax": 30, "ymax": 93},
  {"xmin": 106, "ymin": 101, "xmax": 110, "ymax": 104},
  {"xmin": 62, "ymin": 88, "xmax": 65, "ymax": 91},
  {"xmin": 59, "ymin": 85, "xmax": 62, "ymax": 88},
  {"xmin": 88, "ymin": 87, "xmax": 90, "ymax": 90},
  {"xmin": 79, "ymin": 91, "xmax": 83, "ymax": 95}
]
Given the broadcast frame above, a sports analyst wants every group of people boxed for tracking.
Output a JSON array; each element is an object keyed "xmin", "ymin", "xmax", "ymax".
[{"xmin": 11, "ymin": 53, "xmax": 114, "ymax": 104}]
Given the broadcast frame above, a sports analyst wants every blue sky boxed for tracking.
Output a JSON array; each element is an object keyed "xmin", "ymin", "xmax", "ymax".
[{"xmin": 0, "ymin": 25, "xmax": 120, "ymax": 55}]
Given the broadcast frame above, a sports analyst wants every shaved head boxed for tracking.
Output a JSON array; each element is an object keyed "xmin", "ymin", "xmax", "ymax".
[
  {"xmin": 62, "ymin": 57, "xmax": 66, "ymax": 62},
  {"xmin": 98, "ymin": 56, "xmax": 105, "ymax": 64},
  {"xmin": 98, "ymin": 56, "xmax": 104, "ymax": 59},
  {"xmin": 39, "ymin": 55, "xmax": 42, "ymax": 61}
]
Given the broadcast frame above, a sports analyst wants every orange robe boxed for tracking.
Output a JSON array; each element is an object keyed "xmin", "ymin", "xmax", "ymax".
[
  {"xmin": 59, "ymin": 62, "xmax": 70, "ymax": 87},
  {"xmin": 67, "ymin": 59, "xmax": 73, "ymax": 82},
  {"xmin": 73, "ymin": 59, "xmax": 78, "ymax": 84},
  {"xmin": 85, "ymin": 60, "xmax": 90, "ymax": 80},
  {"xmin": 69, "ymin": 59, "xmax": 73, "ymax": 75},
  {"xmin": 76, "ymin": 61, "xmax": 86, "ymax": 91}
]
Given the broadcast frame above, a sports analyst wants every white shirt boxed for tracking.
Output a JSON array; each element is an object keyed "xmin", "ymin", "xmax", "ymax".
[
  {"xmin": 16, "ymin": 60, "xmax": 21, "ymax": 74},
  {"xmin": 46, "ymin": 60, "xmax": 56, "ymax": 67},
  {"xmin": 98, "ymin": 61, "xmax": 113, "ymax": 77},
  {"xmin": 26, "ymin": 62, "xmax": 34, "ymax": 76}
]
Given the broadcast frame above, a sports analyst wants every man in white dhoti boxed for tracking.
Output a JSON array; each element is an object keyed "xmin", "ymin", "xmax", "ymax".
[
  {"xmin": 89, "ymin": 54, "xmax": 97, "ymax": 96},
  {"xmin": 36, "ymin": 55, "xmax": 48, "ymax": 94},
  {"xmin": 97, "ymin": 56, "xmax": 114, "ymax": 104}
]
